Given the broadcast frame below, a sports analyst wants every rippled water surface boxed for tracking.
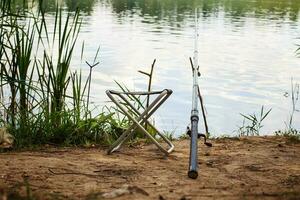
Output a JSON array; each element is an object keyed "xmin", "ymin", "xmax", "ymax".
[{"xmin": 26, "ymin": 0, "xmax": 300, "ymax": 135}]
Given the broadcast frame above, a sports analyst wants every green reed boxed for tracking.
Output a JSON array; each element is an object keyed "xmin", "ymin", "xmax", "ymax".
[
  {"xmin": 0, "ymin": 0, "xmax": 126, "ymax": 147},
  {"xmin": 237, "ymin": 106, "xmax": 272, "ymax": 136},
  {"xmin": 275, "ymin": 78, "xmax": 300, "ymax": 143}
]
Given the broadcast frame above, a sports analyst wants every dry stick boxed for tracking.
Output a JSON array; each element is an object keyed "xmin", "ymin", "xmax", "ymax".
[
  {"xmin": 138, "ymin": 59, "xmax": 156, "ymax": 130},
  {"xmin": 48, "ymin": 168, "xmax": 128, "ymax": 184},
  {"xmin": 85, "ymin": 61, "xmax": 99, "ymax": 111},
  {"xmin": 197, "ymin": 86, "xmax": 209, "ymax": 135},
  {"xmin": 48, "ymin": 168, "xmax": 103, "ymax": 178},
  {"xmin": 146, "ymin": 59, "xmax": 156, "ymax": 131},
  {"xmin": 147, "ymin": 59, "xmax": 156, "ymax": 109},
  {"xmin": 189, "ymin": 57, "xmax": 209, "ymax": 135}
]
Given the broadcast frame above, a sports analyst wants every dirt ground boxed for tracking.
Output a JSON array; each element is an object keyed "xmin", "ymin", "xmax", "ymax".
[{"xmin": 0, "ymin": 136, "xmax": 299, "ymax": 200}]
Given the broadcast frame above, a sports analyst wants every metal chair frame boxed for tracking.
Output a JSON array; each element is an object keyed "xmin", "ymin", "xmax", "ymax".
[{"xmin": 106, "ymin": 89, "xmax": 174, "ymax": 155}]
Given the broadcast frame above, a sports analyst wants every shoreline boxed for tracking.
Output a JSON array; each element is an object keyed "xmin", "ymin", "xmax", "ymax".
[{"xmin": 0, "ymin": 136, "xmax": 299, "ymax": 199}]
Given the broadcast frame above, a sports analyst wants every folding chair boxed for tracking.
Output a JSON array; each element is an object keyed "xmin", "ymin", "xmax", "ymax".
[{"xmin": 106, "ymin": 89, "xmax": 175, "ymax": 155}]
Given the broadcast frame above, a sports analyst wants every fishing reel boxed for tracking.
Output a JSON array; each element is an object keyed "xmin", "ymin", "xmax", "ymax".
[{"xmin": 186, "ymin": 126, "xmax": 212, "ymax": 147}]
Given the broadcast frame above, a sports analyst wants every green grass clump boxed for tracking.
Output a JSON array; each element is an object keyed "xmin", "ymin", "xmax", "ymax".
[
  {"xmin": 275, "ymin": 129, "xmax": 300, "ymax": 144},
  {"xmin": 0, "ymin": 0, "xmax": 128, "ymax": 148}
]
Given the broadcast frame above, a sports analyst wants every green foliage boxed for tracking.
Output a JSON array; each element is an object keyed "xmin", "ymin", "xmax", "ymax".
[
  {"xmin": 237, "ymin": 106, "xmax": 272, "ymax": 136},
  {"xmin": 111, "ymin": 60, "xmax": 174, "ymax": 142},
  {"xmin": 112, "ymin": 81, "xmax": 150, "ymax": 140},
  {"xmin": 215, "ymin": 134, "xmax": 240, "ymax": 140},
  {"xmin": 162, "ymin": 130, "xmax": 176, "ymax": 141},
  {"xmin": 284, "ymin": 78, "xmax": 299, "ymax": 131},
  {"xmin": 178, "ymin": 133, "xmax": 189, "ymax": 140}
]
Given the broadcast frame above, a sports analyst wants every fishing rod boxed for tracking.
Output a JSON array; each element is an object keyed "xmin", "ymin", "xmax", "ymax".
[{"xmin": 187, "ymin": 9, "xmax": 212, "ymax": 179}]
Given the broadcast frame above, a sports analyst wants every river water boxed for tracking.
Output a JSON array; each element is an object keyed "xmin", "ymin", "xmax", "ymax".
[{"xmin": 27, "ymin": 0, "xmax": 300, "ymax": 136}]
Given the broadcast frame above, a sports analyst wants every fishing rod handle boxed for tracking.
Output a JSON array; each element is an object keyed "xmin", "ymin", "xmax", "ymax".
[{"xmin": 188, "ymin": 115, "xmax": 199, "ymax": 179}]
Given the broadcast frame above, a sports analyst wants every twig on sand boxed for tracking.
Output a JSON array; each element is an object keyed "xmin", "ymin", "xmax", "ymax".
[{"xmin": 48, "ymin": 168, "xmax": 101, "ymax": 178}]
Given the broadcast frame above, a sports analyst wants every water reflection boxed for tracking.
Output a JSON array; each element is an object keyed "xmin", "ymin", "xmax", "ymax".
[
  {"xmin": 109, "ymin": 0, "xmax": 300, "ymax": 23},
  {"xmin": 13, "ymin": 0, "xmax": 300, "ymax": 23},
  {"xmin": 8, "ymin": 0, "xmax": 300, "ymax": 135},
  {"xmin": 64, "ymin": 0, "xmax": 96, "ymax": 13},
  {"xmin": 10, "ymin": 0, "xmax": 96, "ymax": 13}
]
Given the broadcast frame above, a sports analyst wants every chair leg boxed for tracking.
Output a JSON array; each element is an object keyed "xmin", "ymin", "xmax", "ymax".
[
  {"xmin": 143, "ymin": 121, "xmax": 174, "ymax": 154},
  {"xmin": 106, "ymin": 90, "xmax": 174, "ymax": 155},
  {"xmin": 116, "ymin": 93, "xmax": 174, "ymax": 154},
  {"xmin": 107, "ymin": 125, "xmax": 135, "ymax": 154}
]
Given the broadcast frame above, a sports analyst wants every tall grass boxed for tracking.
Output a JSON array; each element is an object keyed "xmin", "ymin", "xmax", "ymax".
[
  {"xmin": 0, "ymin": 0, "xmax": 126, "ymax": 147},
  {"xmin": 237, "ymin": 106, "xmax": 272, "ymax": 136},
  {"xmin": 275, "ymin": 78, "xmax": 300, "ymax": 143},
  {"xmin": 285, "ymin": 78, "xmax": 299, "ymax": 132}
]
